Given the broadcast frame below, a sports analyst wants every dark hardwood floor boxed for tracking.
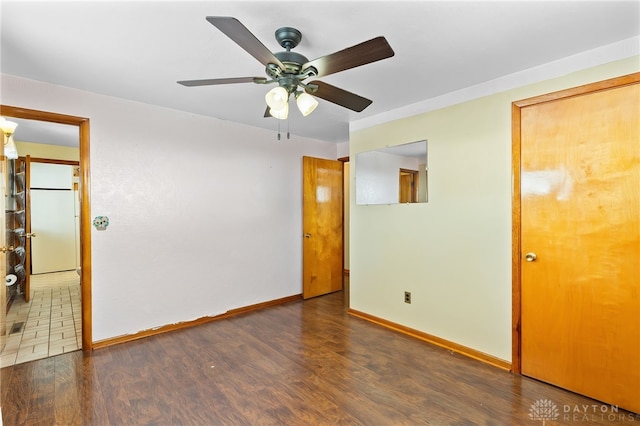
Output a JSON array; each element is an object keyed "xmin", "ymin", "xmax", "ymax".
[{"xmin": 2, "ymin": 291, "xmax": 637, "ymax": 425}]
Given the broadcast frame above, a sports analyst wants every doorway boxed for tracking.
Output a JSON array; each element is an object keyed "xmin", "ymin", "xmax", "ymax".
[
  {"xmin": 0, "ymin": 105, "xmax": 92, "ymax": 354},
  {"xmin": 511, "ymin": 73, "xmax": 639, "ymax": 412}
]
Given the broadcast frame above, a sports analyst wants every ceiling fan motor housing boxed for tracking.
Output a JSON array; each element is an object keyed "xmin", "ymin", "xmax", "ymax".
[
  {"xmin": 273, "ymin": 51, "xmax": 309, "ymax": 73},
  {"xmin": 267, "ymin": 50, "xmax": 317, "ymax": 94}
]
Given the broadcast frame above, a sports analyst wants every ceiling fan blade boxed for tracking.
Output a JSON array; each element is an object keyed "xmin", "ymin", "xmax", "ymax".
[
  {"xmin": 303, "ymin": 37, "xmax": 394, "ymax": 78},
  {"xmin": 177, "ymin": 77, "xmax": 266, "ymax": 87},
  {"xmin": 206, "ymin": 17, "xmax": 285, "ymax": 69},
  {"xmin": 264, "ymin": 106, "xmax": 271, "ymax": 118},
  {"xmin": 307, "ymin": 81, "xmax": 372, "ymax": 112}
]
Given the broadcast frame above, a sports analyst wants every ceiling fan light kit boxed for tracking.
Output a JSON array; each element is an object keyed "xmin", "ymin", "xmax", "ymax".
[
  {"xmin": 295, "ymin": 92, "xmax": 318, "ymax": 117},
  {"xmin": 269, "ymin": 102, "xmax": 289, "ymax": 120},
  {"xmin": 265, "ymin": 86, "xmax": 289, "ymax": 112},
  {"xmin": 178, "ymin": 16, "xmax": 395, "ymax": 132}
]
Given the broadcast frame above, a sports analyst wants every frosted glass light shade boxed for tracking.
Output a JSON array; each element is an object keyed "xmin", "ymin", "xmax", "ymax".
[
  {"xmin": 0, "ymin": 118, "xmax": 18, "ymax": 134},
  {"xmin": 269, "ymin": 102, "xmax": 289, "ymax": 120},
  {"xmin": 4, "ymin": 134, "xmax": 18, "ymax": 159},
  {"xmin": 265, "ymin": 86, "xmax": 289, "ymax": 111},
  {"xmin": 1, "ymin": 117, "xmax": 19, "ymax": 159},
  {"xmin": 296, "ymin": 92, "xmax": 318, "ymax": 116}
]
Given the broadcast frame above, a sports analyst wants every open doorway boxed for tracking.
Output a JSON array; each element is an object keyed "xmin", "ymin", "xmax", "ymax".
[
  {"xmin": 3, "ymin": 156, "xmax": 81, "ymax": 366},
  {"xmin": 1, "ymin": 105, "xmax": 91, "ymax": 367}
]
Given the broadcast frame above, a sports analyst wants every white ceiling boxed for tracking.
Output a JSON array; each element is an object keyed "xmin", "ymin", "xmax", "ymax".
[
  {"xmin": 1, "ymin": 1, "xmax": 639, "ymax": 145},
  {"xmin": 8, "ymin": 117, "xmax": 79, "ymax": 148}
]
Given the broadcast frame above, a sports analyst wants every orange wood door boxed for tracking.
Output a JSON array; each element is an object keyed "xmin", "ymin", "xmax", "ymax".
[
  {"xmin": 1, "ymin": 153, "xmax": 6, "ymax": 347},
  {"xmin": 302, "ymin": 156, "xmax": 343, "ymax": 299},
  {"xmin": 519, "ymin": 81, "xmax": 640, "ymax": 412},
  {"xmin": 23, "ymin": 156, "xmax": 32, "ymax": 302},
  {"xmin": 399, "ymin": 169, "xmax": 418, "ymax": 203}
]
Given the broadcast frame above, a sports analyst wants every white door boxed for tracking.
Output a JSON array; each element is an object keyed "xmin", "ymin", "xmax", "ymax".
[{"xmin": 30, "ymin": 189, "xmax": 77, "ymax": 274}]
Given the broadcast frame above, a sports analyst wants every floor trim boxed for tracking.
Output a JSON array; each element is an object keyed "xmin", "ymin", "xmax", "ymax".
[
  {"xmin": 348, "ymin": 308, "xmax": 511, "ymax": 371},
  {"xmin": 93, "ymin": 294, "xmax": 302, "ymax": 350}
]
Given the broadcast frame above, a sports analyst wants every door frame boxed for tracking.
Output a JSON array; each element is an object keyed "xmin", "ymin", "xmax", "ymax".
[
  {"xmin": 0, "ymin": 105, "xmax": 93, "ymax": 350},
  {"xmin": 338, "ymin": 157, "xmax": 349, "ymax": 308},
  {"xmin": 510, "ymin": 72, "xmax": 640, "ymax": 373}
]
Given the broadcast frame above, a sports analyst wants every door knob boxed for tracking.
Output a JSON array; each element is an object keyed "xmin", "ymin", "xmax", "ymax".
[
  {"xmin": 19, "ymin": 232, "xmax": 36, "ymax": 238},
  {"xmin": 304, "ymin": 233, "xmax": 311, "ymax": 239},
  {"xmin": 525, "ymin": 252, "xmax": 537, "ymax": 262},
  {"xmin": 1, "ymin": 246, "xmax": 14, "ymax": 253}
]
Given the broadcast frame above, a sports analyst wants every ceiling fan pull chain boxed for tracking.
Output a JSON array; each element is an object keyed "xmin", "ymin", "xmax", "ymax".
[
  {"xmin": 277, "ymin": 120, "xmax": 281, "ymax": 140},
  {"xmin": 287, "ymin": 117, "xmax": 290, "ymax": 140}
]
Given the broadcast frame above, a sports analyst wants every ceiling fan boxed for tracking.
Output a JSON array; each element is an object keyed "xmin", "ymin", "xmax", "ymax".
[{"xmin": 178, "ymin": 16, "xmax": 395, "ymax": 120}]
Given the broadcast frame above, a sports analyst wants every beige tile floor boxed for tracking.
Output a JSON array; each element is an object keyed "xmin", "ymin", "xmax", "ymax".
[{"xmin": 1, "ymin": 271, "xmax": 82, "ymax": 368}]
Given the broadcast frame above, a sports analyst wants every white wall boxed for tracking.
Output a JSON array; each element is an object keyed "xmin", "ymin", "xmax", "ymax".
[
  {"xmin": 1, "ymin": 74, "xmax": 337, "ymax": 342},
  {"xmin": 349, "ymin": 56, "xmax": 639, "ymax": 362}
]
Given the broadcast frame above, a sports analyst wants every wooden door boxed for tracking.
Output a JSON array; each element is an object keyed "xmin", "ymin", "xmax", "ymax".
[
  {"xmin": 22, "ymin": 156, "xmax": 32, "ymax": 302},
  {"xmin": 1, "ymin": 153, "xmax": 6, "ymax": 348},
  {"xmin": 302, "ymin": 156, "xmax": 343, "ymax": 299},
  {"xmin": 399, "ymin": 169, "xmax": 418, "ymax": 203},
  {"xmin": 8, "ymin": 156, "xmax": 33, "ymax": 302},
  {"xmin": 515, "ymin": 75, "xmax": 640, "ymax": 412}
]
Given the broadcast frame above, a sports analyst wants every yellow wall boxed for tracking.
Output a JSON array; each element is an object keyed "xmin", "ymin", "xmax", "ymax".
[
  {"xmin": 15, "ymin": 141, "xmax": 79, "ymax": 161},
  {"xmin": 349, "ymin": 57, "xmax": 639, "ymax": 362}
]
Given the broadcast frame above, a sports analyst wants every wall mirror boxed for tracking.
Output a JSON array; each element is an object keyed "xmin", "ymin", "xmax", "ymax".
[{"xmin": 355, "ymin": 140, "xmax": 428, "ymax": 205}]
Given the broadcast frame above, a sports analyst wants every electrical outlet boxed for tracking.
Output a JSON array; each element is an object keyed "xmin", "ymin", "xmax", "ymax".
[{"xmin": 404, "ymin": 291, "xmax": 411, "ymax": 304}]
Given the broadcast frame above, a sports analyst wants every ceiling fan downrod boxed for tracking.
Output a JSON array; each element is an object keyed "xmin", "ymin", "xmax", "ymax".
[{"xmin": 274, "ymin": 27, "xmax": 302, "ymax": 51}]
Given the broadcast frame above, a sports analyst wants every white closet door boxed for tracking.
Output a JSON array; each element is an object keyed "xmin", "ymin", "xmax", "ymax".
[{"xmin": 30, "ymin": 189, "xmax": 77, "ymax": 274}]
